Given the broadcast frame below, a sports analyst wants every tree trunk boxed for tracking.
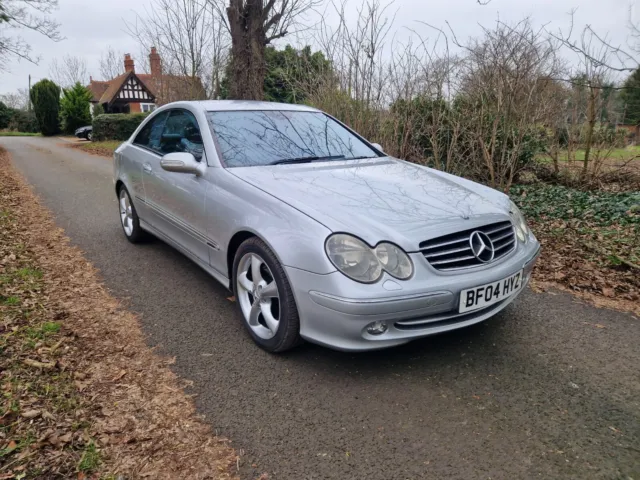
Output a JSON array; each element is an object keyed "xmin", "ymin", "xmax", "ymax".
[
  {"xmin": 227, "ymin": 0, "xmax": 267, "ymax": 100},
  {"xmin": 582, "ymin": 85, "xmax": 597, "ymax": 178},
  {"xmin": 551, "ymin": 144, "xmax": 559, "ymax": 174}
]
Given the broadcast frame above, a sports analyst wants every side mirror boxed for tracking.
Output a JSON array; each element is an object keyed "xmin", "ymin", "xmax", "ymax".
[
  {"xmin": 371, "ymin": 142, "xmax": 384, "ymax": 152},
  {"xmin": 160, "ymin": 152, "xmax": 204, "ymax": 176}
]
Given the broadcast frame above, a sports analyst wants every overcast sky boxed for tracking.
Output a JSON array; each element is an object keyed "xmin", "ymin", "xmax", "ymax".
[{"xmin": 1, "ymin": 0, "xmax": 637, "ymax": 94}]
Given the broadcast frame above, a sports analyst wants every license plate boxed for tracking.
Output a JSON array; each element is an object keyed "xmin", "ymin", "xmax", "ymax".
[{"xmin": 459, "ymin": 270, "xmax": 524, "ymax": 313}]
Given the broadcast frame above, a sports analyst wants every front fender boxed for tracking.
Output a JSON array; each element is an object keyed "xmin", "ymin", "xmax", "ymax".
[{"xmin": 207, "ymin": 169, "xmax": 337, "ymax": 275}]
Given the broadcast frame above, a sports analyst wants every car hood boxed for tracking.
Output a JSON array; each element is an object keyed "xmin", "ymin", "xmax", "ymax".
[{"xmin": 230, "ymin": 158, "xmax": 512, "ymax": 251}]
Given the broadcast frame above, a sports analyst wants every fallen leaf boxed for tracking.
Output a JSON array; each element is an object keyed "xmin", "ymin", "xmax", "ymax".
[
  {"xmin": 41, "ymin": 410, "xmax": 55, "ymax": 421},
  {"xmin": 602, "ymin": 287, "xmax": 615, "ymax": 297},
  {"xmin": 23, "ymin": 359, "xmax": 56, "ymax": 369},
  {"xmin": 111, "ymin": 370, "xmax": 127, "ymax": 382},
  {"xmin": 21, "ymin": 410, "xmax": 40, "ymax": 419},
  {"xmin": 57, "ymin": 432, "xmax": 73, "ymax": 445}
]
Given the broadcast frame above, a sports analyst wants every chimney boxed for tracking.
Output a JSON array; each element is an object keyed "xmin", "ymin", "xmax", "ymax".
[
  {"xmin": 124, "ymin": 54, "xmax": 135, "ymax": 73},
  {"xmin": 149, "ymin": 47, "xmax": 162, "ymax": 77}
]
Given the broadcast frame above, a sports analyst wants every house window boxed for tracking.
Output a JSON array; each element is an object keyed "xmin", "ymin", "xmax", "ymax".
[{"xmin": 141, "ymin": 103, "xmax": 157, "ymax": 113}]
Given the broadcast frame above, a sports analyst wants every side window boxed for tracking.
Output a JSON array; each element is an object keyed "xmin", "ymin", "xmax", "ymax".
[
  {"xmin": 133, "ymin": 112, "xmax": 168, "ymax": 153},
  {"xmin": 159, "ymin": 110, "xmax": 204, "ymax": 160}
]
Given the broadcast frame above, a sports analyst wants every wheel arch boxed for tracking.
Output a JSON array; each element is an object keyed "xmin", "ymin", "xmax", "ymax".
[
  {"xmin": 115, "ymin": 179, "xmax": 125, "ymax": 197},
  {"xmin": 227, "ymin": 230, "xmax": 257, "ymax": 290}
]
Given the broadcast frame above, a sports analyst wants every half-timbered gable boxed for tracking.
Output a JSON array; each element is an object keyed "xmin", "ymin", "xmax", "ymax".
[{"xmin": 117, "ymin": 75, "xmax": 154, "ymax": 103}]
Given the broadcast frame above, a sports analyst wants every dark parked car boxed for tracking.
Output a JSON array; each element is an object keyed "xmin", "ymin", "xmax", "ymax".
[{"xmin": 75, "ymin": 125, "xmax": 92, "ymax": 141}]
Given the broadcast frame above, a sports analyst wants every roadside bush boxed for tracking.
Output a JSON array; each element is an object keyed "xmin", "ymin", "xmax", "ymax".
[
  {"xmin": 8, "ymin": 110, "xmax": 38, "ymax": 133},
  {"xmin": 60, "ymin": 83, "xmax": 92, "ymax": 134},
  {"xmin": 30, "ymin": 79, "xmax": 61, "ymax": 136},
  {"xmin": 0, "ymin": 102, "xmax": 12, "ymax": 129},
  {"xmin": 388, "ymin": 96, "xmax": 457, "ymax": 167},
  {"xmin": 92, "ymin": 113, "xmax": 149, "ymax": 141}
]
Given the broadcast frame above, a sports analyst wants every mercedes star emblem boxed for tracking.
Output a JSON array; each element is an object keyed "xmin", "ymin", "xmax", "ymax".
[{"xmin": 469, "ymin": 231, "xmax": 495, "ymax": 263}]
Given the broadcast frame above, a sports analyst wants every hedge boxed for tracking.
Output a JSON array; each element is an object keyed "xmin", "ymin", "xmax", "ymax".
[{"xmin": 92, "ymin": 113, "xmax": 149, "ymax": 141}]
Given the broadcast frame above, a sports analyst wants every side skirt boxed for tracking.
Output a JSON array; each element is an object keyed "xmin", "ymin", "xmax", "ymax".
[{"xmin": 139, "ymin": 219, "xmax": 230, "ymax": 290}]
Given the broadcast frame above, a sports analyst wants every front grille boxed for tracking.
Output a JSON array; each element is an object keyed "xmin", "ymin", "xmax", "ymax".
[{"xmin": 419, "ymin": 221, "xmax": 515, "ymax": 271}]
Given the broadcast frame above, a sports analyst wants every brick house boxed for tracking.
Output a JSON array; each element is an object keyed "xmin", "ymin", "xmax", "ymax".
[{"xmin": 87, "ymin": 48, "xmax": 206, "ymax": 114}]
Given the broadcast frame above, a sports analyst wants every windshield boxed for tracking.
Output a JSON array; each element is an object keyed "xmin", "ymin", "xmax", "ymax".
[{"xmin": 207, "ymin": 110, "xmax": 380, "ymax": 167}]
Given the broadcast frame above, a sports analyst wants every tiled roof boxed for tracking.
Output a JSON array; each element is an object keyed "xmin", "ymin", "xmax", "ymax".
[
  {"xmin": 138, "ymin": 74, "xmax": 206, "ymax": 103},
  {"xmin": 87, "ymin": 80, "xmax": 110, "ymax": 102},
  {"xmin": 88, "ymin": 71, "xmax": 205, "ymax": 105}
]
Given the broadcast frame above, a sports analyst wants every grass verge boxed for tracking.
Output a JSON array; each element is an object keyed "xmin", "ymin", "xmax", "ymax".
[
  {"xmin": 0, "ymin": 146, "xmax": 239, "ymax": 479},
  {"xmin": 68, "ymin": 141, "xmax": 121, "ymax": 158},
  {"xmin": 511, "ymin": 183, "xmax": 640, "ymax": 314},
  {"xmin": 538, "ymin": 146, "xmax": 640, "ymax": 163},
  {"xmin": 0, "ymin": 132, "xmax": 40, "ymax": 137}
]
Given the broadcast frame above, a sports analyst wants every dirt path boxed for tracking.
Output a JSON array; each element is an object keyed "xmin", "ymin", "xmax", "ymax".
[
  {"xmin": 2, "ymin": 136, "xmax": 639, "ymax": 479},
  {"xmin": 0, "ymin": 145, "xmax": 238, "ymax": 479}
]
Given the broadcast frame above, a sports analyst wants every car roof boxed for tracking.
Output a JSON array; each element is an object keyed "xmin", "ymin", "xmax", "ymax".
[{"xmin": 168, "ymin": 100, "xmax": 320, "ymax": 113}]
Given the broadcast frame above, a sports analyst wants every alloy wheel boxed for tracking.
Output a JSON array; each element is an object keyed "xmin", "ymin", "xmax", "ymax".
[
  {"xmin": 119, "ymin": 189, "xmax": 134, "ymax": 236},
  {"xmin": 236, "ymin": 253, "xmax": 281, "ymax": 339}
]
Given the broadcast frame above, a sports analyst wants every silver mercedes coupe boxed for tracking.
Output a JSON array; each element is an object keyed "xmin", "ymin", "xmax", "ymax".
[{"xmin": 113, "ymin": 100, "xmax": 540, "ymax": 352}]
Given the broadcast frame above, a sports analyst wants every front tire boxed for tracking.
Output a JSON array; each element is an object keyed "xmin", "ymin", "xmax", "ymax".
[
  {"xmin": 87, "ymin": 131, "xmax": 92, "ymax": 141},
  {"xmin": 232, "ymin": 237, "xmax": 302, "ymax": 352},
  {"xmin": 118, "ymin": 186, "xmax": 146, "ymax": 243}
]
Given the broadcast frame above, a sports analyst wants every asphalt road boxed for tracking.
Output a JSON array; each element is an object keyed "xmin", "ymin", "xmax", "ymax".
[{"xmin": 3, "ymin": 136, "xmax": 639, "ymax": 480}]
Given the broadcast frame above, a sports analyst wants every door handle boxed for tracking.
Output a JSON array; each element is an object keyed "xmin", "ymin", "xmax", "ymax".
[{"xmin": 143, "ymin": 163, "xmax": 152, "ymax": 173}]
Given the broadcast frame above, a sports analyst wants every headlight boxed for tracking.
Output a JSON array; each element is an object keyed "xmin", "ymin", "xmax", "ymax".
[
  {"xmin": 509, "ymin": 200, "xmax": 529, "ymax": 242},
  {"xmin": 325, "ymin": 234, "xmax": 413, "ymax": 283},
  {"xmin": 375, "ymin": 242, "xmax": 413, "ymax": 280}
]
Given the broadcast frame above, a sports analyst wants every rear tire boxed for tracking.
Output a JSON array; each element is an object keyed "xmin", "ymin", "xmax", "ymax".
[
  {"xmin": 87, "ymin": 131, "xmax": 92, "ymax": 141},
  {"xmin": 118, "ymin": 186, "xmax": 147, "ymax": 243},
  {"xmin": 232, "ymin": 237, "xmax": 302, "ymax": 352}
]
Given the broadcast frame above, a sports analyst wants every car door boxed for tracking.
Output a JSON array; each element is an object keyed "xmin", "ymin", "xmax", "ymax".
[
  {"xmin": 142, "ymin": 108, "xmax": 210, "ymax": 264},
  {"xmin": 128, "ymin": 111, "xmax": 170, "ymax": 222}
]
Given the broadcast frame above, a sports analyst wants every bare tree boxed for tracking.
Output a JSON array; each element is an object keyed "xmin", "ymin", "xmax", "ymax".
[
  {"xmin": 208, "ymin": 0, "xmax": 322, "ymax": 100},
  {"xmin": 99, "ymin": 47, "xmax": 125, "ymax": 80},
  {"xmin": 549, "ymin": 9, "xmax": 640, "ymax": 72},
  {"xmin": 49, "ymin": 55, "xmax": 89, "ymax": 88},
  {"xmin": 0, "ymin": 0, "xmax": 62, "ymax": 69},
  {"xmin": 203, "ymin": 2, "xmax": 230, "ymax": 99},
  {"xmin": 550, "ymin": 13, "xmax": 624, "ymax": 178},
  {"xmin": 127, "ymin": 0, "xmax": 228, "ymax": 101},
  {"xmin": 453, "ymin": 20, "xmax": 565, "ymax": 190},
  {"xmin": 0, "ymin": 88, "xmax": 30, "ymax": 109}
]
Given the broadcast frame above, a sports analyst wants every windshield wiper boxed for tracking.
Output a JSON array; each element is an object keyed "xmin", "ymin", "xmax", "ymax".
[{"xmin": 269, "ymin": 155, "xmax": 345, "ymax": 165}]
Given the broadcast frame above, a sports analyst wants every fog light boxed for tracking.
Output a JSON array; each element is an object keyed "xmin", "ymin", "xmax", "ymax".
[{"xmin": 366, "ymin": 321, "xmax": 388, "ymax": 335}]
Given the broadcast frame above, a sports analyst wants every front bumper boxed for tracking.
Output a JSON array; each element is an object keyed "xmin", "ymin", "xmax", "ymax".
[{"xmin": 286, "ymin": 238, "xmax": 541, "ymax": 352}]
